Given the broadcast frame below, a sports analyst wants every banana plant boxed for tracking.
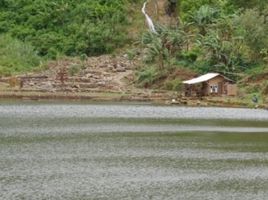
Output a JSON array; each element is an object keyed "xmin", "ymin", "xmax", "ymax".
[
  {"xmin": 191, "ymin": 5, "xmax": 219, "ymax": 35},
  {"xmin": 142, "ymin": 25, "xmax": 186, "ymax": 69}
]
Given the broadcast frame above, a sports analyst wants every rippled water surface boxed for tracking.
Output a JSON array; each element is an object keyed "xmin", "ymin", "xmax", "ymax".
[{"xmin": 1, "ymin": 102, "xmax": 268, "ymax": 200}]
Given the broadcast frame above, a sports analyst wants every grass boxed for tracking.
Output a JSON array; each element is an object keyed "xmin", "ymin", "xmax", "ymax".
[
  {"xmin": 0, "ymin": 34, "xmax": 42, "ymax": 76},
  {"xmin": 238, "ymin": 64, "xmax": 268, "ymax": 104}
]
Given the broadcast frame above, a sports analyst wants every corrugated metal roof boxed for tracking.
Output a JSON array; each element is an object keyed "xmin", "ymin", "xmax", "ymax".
[{"xmin": 183, "ymin": 73, "xmax": 220, "ymax": 84}]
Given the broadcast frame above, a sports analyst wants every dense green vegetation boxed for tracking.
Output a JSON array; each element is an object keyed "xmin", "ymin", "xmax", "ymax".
[
  {"xmin": 138, "ymin": 0, "xmax": 268, "ymax": 98},
  {"xmin": 0, "ymin": 0, "xmax": 144, "ymax": 75},
  {"xmin": 0, "ymin": 0, "xmax": 267, "ymax": 101},
  {"xmin": 0, "ymin": 0, "xmax": 139, "ymax": 58},
  {"xmin": 0, "ymin": 34, "xmax": 41, "ymax": 75}
]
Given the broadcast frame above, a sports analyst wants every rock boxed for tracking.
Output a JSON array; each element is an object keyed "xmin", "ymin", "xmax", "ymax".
[
  {"xmin": 116, "ymin": 68, "xmax": 126, "ymax": 72},
  {"xmin": 107, "ymin": 64, "xmax": 114, "ymax": 69},
  {"xmin": 73, "ymin": 84, "xmax": 80, "ymax": 89},
  {"xmin": 29, "ymin": 82, "xmax": 35, "ymax": 86},
  {"xmin": 99, "ymin": 64, "xmax": 107, "ymax": 68},
  {"xmin": 97, "ymin": 81, "xmax": 106, "ymax": 86}
]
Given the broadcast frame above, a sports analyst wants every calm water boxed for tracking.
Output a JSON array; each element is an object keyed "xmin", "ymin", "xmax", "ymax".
[{"xmin": 1, "ymin": 102, "xmax": 268, "ymax": 200}]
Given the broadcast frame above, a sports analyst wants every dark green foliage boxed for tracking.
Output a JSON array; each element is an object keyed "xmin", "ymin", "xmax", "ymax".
[
  {"xmin": 0, "ymin": 0, "xmax": 267, "ymax": 86},
  {"xmin": 140, "ymin": 1, "xmax": 268, "ymax": 83},
  {"xmin": 0, "ymin": 34, "xmax": 41, "ymax": 76},
  {"xmin": 164, "ymin": 79, "xmax": 183, "ymax": 91},
  {"xmin": 180, "ymin": 0, "xmax": 222, "ymax": 20},
  {"xmin": 136, "ymin": 66, "xmax": 158, "ymax": 87},
  {"xmin": 0, "ymin": 0, "xmax": 134, "ymax": 58},
  {"xmin": 263, "ymin": 81, "xmax": 268, "ymax": 95},
  {"xmin": 68, "ymin": 64, "xmax": 84, "ymax": 76},
  {"xmin": 179, "ymin": 50, "xmax": 198, "ymax": 63},
  {"xmin": 227, "ymin": 0, "xmax": 268, "ymax": 10},
  {"xmin": 190, "ymin": 5, "xmax": 220, "ymax": 35},
  {"xmin": 142, "ymin": 25, "xmax": 186, "ymax": 69},
  {"xmin": 233, "ymin": 9, "xmax": 268, "ymax": 60}
]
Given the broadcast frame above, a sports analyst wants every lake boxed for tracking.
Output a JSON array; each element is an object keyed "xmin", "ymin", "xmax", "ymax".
[{"xmin": 1, "ymin": 102, "xmax": 268, "ymax": 200}]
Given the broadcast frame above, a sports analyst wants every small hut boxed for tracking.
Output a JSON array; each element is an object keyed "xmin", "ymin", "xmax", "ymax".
[{"xmin": 183, "ymin": 73, "xmax": 237, "ymax": 97}]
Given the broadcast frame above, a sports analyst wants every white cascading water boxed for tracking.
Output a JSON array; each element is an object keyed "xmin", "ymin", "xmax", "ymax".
[{"xmin": 142, "ymin": 1, "xmax": 157, "ymax": 34}]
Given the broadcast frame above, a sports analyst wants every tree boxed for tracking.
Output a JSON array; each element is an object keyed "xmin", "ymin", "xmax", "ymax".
[
  {"xmin": 195, "ymin": 10, "xmax": 245, "ymax": 73},
  {"xmin": 142, "ymin": 26, "xmax": 186, "ymax": 69},
  {"xmin": 0, "ymin": 0, "xmax": 132, "ymax": 58},
  {"xmin": 227, "ymin": 0, "xmax": 268, "ymax": 11},
  {"xmin": 180, "ymin": 0, "xmax": 220, "ymax": 20},
  {"xmin": 234, "ymin": 9, "xmax": 268, "ymax": 61},
  {"xmin": 191, "ymin": 5, "xmax": 219, "ymax": 35}
]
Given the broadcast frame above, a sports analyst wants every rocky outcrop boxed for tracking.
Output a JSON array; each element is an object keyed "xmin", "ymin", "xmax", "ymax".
[{"xmin": 0, "ymin": 54, "xmax": 136, "ymax": 93}]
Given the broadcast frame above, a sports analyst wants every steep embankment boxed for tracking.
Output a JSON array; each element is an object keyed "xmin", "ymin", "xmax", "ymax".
[
  {"xmin": 0, "ymin": 0, "xmax": 145, "ymax": 76},
  {"xmin": 0, "ymin": 53, "xmax": 178, "ymax": 102},
  {"xmin": 0, "ymin": 1, "xmax": 177, "ymax": 102}
]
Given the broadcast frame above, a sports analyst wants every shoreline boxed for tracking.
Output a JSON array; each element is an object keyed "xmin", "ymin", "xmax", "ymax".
[{"xmin": 0, "ymin": 90, "xmax": 267, "ymax": 109}]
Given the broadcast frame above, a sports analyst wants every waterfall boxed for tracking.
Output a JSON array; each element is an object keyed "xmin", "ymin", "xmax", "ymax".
[{"xmin": 142, "ymin": 1, "xmax": 157, "ymax": 34}]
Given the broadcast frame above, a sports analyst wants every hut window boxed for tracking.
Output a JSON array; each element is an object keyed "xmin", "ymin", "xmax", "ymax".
[{"xmin": 210, "ymin": 85, "xmax": 218, "ymax": 93}]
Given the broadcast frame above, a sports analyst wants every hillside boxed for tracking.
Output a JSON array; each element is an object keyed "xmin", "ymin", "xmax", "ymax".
[
  {"xmin": 0, "ymin": 0, "xmax": 267, "ymax": 106},
  {"xmin": 135, "ymin": 0, "xmax": 268, "ymax": 102},
  {"xmin": 0, "ymin": 0, "xmax": 142, "ymax": 57}
]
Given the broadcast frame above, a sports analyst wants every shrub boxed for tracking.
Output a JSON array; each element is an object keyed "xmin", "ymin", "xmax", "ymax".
[
  {"xmin": 164, "ymin": 79, "xmax": 183, "ymax": 91},
  {"xmin": 68, "ymin": 64, "xmax": 83, "ymax": 76},
  {"xmin": 262, "ymin": 81, "xmax": 268, "ymax": 95},
  {"xmin": 0, "ymin": 0, "xmax": 133, "ymax": 58},
  {"xmin": 234, "ymin": 9, "xmax": 268, "ymax": 61},
  {"xmin": 8, "ymin": 77, "xmax": 19, "ymax": 88},
  {"xmin": 136, "ymin": 66, "xmax": 157, "ymax": 87},
  {"xmin": 177, "ymin": 50, "xmax": 199, "ymax": 65},
  {"xmin": 126, "ymin": 49, "xmax": 138, "ymax": 61},
  {"xmin": 0, "ymin": 34, "xmax": 41, "ymax": 76}
]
